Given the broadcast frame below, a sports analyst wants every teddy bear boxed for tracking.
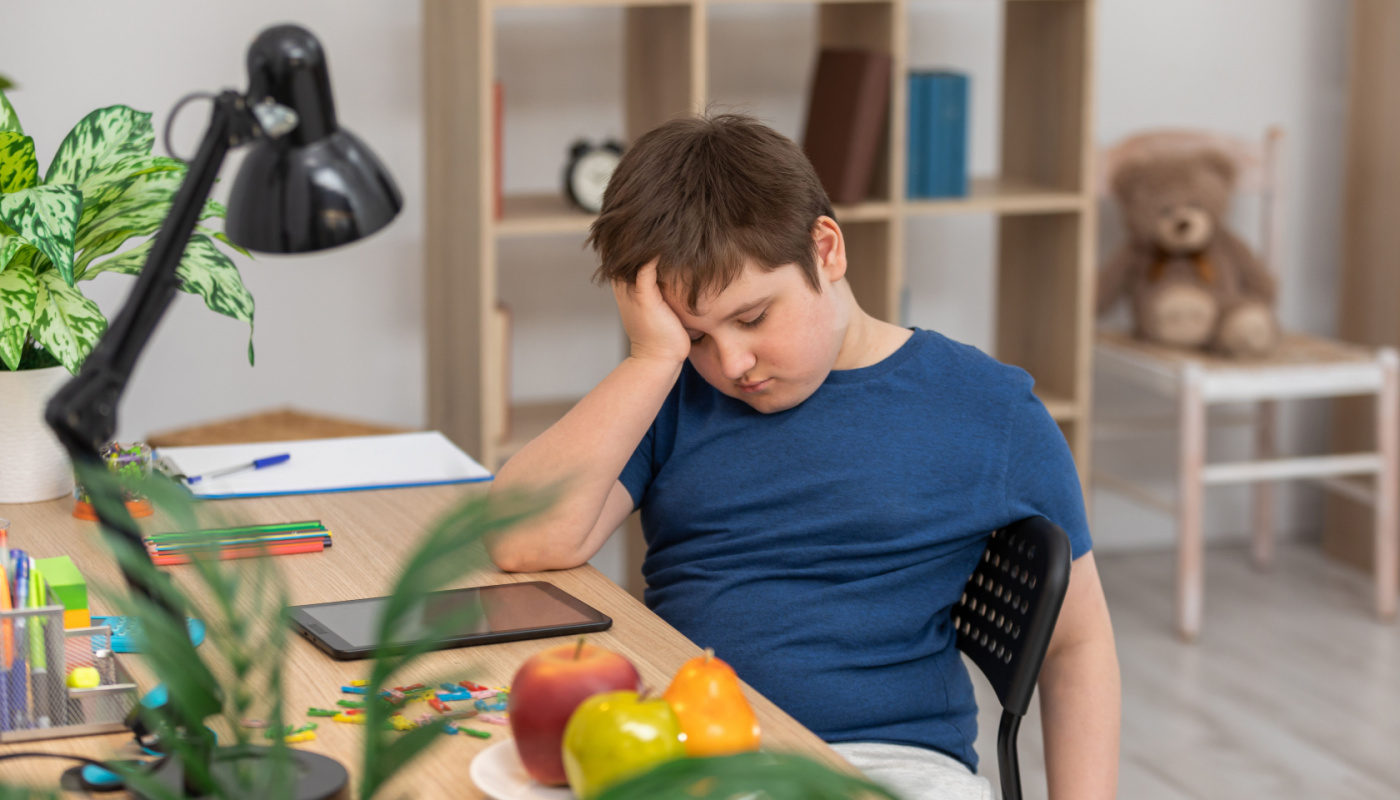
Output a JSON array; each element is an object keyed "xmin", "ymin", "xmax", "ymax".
[{"xmin": 1096, "ymin": 148, "xmax": 1280, "ymax": 358}]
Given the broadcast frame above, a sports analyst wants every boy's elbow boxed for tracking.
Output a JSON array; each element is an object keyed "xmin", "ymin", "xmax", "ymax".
[{"xmin": 485, "ymin": 534, "xmax": 586, "ymax": 573}]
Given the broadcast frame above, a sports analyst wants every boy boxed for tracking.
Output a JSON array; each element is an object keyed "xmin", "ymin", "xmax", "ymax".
[{"xmin": 488, "ymin": 114, "xmax": 1120, "ymax": 800}]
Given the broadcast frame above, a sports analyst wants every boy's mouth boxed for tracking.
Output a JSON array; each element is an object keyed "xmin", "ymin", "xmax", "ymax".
[{"xmin": 737, "ymin": 378, "xmax": 772, "ymax": 393}]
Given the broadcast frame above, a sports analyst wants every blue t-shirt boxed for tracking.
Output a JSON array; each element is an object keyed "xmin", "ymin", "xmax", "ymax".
[{"xmin": 619, "ymin": 328, "xmax": 1092, "ymax": 771}]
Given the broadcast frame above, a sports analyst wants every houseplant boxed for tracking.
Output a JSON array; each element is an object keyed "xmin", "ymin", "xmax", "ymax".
[{"xmin": 0, "ymin": 88, "xmax": 253, "ymax": 502}]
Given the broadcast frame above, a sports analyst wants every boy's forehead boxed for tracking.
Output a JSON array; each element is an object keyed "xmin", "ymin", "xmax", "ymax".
[{"xmin": 661, "ymin": 261, "xmax": 770, "ymax": 320}]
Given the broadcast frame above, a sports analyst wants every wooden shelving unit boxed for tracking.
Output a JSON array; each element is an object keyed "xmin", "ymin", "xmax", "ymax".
[{"xmin": 424, "ymin": 0, "xmax": 1098, "ymax": 484}]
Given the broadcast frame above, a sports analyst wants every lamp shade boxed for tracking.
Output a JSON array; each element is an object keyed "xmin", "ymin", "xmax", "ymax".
[{"xmin": 225, "ymin": 25, "xmax": 402, "ymax": 253}]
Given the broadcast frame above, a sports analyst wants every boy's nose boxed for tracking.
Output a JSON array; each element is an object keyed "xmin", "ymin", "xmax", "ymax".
[{"xmin": 717, "ymin": 340, "xmax": 757, "ymax": 381}]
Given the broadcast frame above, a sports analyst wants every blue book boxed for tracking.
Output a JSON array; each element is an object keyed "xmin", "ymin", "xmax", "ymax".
[
  {"xmin": 907, "ymin": 73, "xmax": 929, "ymax": 199},
  {"xmin": 928, "ymin": 72, "xmax": 969, "ymax": 197}
]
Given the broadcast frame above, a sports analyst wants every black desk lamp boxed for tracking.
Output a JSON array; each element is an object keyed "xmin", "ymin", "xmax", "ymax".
[{"xmin": 45, "ymin": 24, "xmax": 401, "ymax": 799}]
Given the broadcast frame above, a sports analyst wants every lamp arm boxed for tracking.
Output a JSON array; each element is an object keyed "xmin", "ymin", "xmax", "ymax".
[{"xmin": 45, "ymin": 90, "xmax": 258, "ymax": 608}]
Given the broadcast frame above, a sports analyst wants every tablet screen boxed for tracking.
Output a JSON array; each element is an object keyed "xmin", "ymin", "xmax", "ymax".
[{"xmin": 295, "ymin": 582, "xmax": 606, "ymax": 649}]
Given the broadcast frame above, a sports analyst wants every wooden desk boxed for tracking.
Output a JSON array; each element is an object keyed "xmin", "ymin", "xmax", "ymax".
[{"xmin": 1, "ymin": 485, "xmax": 846, "ymax": 796}]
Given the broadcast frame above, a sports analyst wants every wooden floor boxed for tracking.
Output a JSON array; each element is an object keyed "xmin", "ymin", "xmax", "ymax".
[{"xmin": 969, "ymin": 544, "xmax": 1400, "ymax": 799}]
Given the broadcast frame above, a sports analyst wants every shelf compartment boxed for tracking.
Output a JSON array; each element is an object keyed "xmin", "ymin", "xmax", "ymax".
[
  {"xmin": 1035, "ymin": 390, "xmax": 1078, "ymax": 423},
  {"xmin": 496, "ymin": 398, "xmax": 580, "ymax": 467},
  {"xmin": 496, "ymin": 194, "xmax": 594, "ymax": 237},
  {"xmin": 904, "ymin": 177, "xmax": 1084, "ymax": 216},
  {"xmin": 495, "ymin": 193, "xmax": 895, "ymax": 237}
]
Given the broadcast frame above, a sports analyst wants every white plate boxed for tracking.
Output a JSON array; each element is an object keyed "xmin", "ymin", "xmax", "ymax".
[{"xmin": 470, "ymin": 739, "xmax": 576, "ymax": 800}]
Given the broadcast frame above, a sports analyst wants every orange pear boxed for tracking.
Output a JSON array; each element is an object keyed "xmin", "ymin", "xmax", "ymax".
[{"xmin": 662, "ymin": 648, "xmax": 761, "ymax": 757}]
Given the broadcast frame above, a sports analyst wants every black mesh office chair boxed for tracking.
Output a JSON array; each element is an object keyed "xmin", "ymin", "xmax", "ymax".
[{"xmin": 952, "ymin": 516, "xmax": 1072, "ymax": 800}]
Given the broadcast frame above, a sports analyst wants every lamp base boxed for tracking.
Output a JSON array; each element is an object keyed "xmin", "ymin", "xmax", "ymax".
[{"xmin": 134, "ymin": 745, "xmax": 349, "ymax": 800}]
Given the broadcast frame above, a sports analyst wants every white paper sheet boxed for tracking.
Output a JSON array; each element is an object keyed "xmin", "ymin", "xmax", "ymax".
[{"xmin": 156, "ymin": 431, "xmax": 492, "ymax": 499}]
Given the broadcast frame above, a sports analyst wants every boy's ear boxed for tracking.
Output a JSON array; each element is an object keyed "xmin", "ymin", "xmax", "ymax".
[{"xmin": 813, "ymin": 216, "xmax": 847, "ymax": 284}]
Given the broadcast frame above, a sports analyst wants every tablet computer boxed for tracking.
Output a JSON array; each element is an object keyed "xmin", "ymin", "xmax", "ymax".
[{"xmin": 287, "ymin": 581, "xmax": 612, "ymax": 660}]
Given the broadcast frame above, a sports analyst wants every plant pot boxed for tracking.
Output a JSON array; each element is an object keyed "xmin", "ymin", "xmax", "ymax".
[{"xmin": 0, "ymin": 365, "xmax": 75, "ymax": 503}]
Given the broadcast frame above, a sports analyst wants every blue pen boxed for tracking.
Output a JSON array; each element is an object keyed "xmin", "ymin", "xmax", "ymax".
[
  {"xmin": 8, "ymin": 550, "xmax": 28, "ymax": 730},
  {"xmin": 186, "ymin": 453, "xmax": 291, "ymax": 485}
]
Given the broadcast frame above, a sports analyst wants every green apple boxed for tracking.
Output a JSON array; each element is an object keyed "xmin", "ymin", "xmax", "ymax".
[{"xmin": 562, "ymin": 690, "xmax": 687, "ymax": 799}]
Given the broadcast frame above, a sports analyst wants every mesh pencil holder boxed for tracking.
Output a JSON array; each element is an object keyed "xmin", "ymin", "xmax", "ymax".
[{"xmin": 0, "ymin": 586, "xmax": 138, "ymax": 743}]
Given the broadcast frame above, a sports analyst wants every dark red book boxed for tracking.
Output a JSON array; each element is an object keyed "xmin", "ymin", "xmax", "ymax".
[{"xmin": 802, "ymin": 49, "xmax": 892, "ymax": 205}]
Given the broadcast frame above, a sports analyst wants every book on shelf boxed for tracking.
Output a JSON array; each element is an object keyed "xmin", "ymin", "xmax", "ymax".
[
  {"xmin": 802, "ymin": 48, "xmax": 893, "ymax": 206},
  {"xmin": 907, "ymin": 70, "xmax": 969, "ymax": 199}
]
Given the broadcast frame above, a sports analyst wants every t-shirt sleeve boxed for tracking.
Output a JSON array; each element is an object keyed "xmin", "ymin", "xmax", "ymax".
[
  {"xmin": 619, "ymin": 422, "xmax": 656, "ymax": 509},
  {"xmin": 618, "ymin": 372, "xmax": 683, "ymax": 509},
  {"xmin": 1001, "ymin": 383, "xmax": 1094, "ymax": 559}
]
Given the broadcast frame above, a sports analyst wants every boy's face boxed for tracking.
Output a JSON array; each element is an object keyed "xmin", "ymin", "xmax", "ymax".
[{"xmin": 662, "ymin": 238, "xmax": 848, "ymax": 414}]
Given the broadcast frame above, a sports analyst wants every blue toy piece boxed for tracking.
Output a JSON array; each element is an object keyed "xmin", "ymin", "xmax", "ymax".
[
  {"xmin": 79, "ymin": 764, "xmax": 125, "ymax": 791},
  {"xmin": 90, "ymin": 616, "xmax": 205, "ymax": 654}
]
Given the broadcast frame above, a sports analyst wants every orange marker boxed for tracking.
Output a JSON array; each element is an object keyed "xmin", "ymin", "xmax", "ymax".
[{"xmin": 151, "ymin": 540, "xmax": 325, "ymax": 566}]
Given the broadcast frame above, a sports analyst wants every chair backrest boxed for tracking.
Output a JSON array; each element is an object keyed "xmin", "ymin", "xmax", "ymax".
[
  {"xmin": 953, "ymin": 516, "xmax": 1072, "ymax": 717},
  {"xmin": 1098, "ymin": 127, "xmax": 1284, "ymax": 273}
]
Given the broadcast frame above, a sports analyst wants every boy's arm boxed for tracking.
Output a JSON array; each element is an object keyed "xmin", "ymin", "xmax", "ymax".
[
  {"xmin": 487, "ymin": 262, "xmax": 690, "ymax": 573},
  {"xmin": 1037, "ymin": 552, "xmax": 1121, "ymax": 800}
]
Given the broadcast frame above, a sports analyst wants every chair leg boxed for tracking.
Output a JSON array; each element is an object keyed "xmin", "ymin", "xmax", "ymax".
[
  {"xmin": 1177, "ymin": 365, "xmax": 1206, "ymax": 641},
  {"xmin": 997, "ymin": 711, "xmax": 1022, "ymax": 800},
  {"xmin": 1252, "ymin": 400, "xmax": 1277, "ymax": 570},
  {"xmin": 1375, "ymin": 350, "xmax": 1399, "ymax": 619}
]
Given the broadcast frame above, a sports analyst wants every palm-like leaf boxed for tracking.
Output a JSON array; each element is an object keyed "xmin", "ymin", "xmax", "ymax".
[
  {"xmin": 595, "ymin": 752, "xmax": 898, "ymax": 800},
  {"xmin": 357, "ymin": 488, "xmax": 551, "ymax": 800}
]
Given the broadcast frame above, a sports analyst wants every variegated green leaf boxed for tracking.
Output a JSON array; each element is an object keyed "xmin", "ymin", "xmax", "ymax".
[
  {"xmin": 197, "ymin": 226, "xmax": 249, "ymax": 257},
  {"xmin": 75, "ymin": 154, "xmax": 183, "ymax": 223},
  {"xmin": 175, "ymin": 234, "xmax": 254, "ymax": 364},
  {"xmin": 0, "ymin": 231, "xmax": 24, "ymax": 271},
  {"xmin": 32, "ymin": 269, "xmax": 107, "ymax": 373},
  {"xmin": 73, "ymin": 166, "xmax": 181, "ymax": 251},
  {"xmin": 45, "ymin": 105, "xmax": 154, "ymax": 189},
  {"xmin": 69, "ymin": 158, "xmax": 187, "ymax": 278},
  {"xmin": 84, "ymin": 234, "xmax": 253, "ymax": 363},
  {"xmin": 82, "ymin": 237, "xmax": 152, "ymax": 279},
  {"xmin": 0, "ymin": 132, "xmax": 38, "ymax": 193},
  {"xmin": 0, "ymin": 246, "xmax": 40, "ymax": 370},
  {"xmin": 0, "ymin": 89, "xmax": 20, "ymax": 135},
  {"xmin": 0, "ymin": 184, "xmax": 81, "ymax": 285}
]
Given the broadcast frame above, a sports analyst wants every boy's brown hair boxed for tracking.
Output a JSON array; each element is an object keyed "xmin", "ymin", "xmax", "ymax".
[{"xmin": 588, "ymin": 113, "xmax": 835, "ymax": 312}]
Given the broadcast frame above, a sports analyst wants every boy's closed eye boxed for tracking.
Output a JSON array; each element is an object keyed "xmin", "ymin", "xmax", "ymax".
[
  {"xmin": 738, "ymin": 310, "xmax": 767, "ymax": 329},
  {"xmin": 687, "ymin": 309, "xmax": 768, "ymax": 343}
]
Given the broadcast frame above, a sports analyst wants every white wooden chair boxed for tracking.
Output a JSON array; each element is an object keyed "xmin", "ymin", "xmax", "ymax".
[{"xmin": 1092, "ymin": 128, "xmax": 1400, "ymax": 641}]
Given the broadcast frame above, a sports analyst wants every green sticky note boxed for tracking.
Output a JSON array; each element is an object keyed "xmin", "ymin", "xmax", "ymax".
[{"xmin": 33, "ymin": 556, "xmax": 87, "ymax": 612}]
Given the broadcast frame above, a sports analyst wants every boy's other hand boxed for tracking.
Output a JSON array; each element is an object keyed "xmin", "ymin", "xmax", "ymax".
[{"xmin": 615, "ymin": 259, "xmax": 691, "ymax": 366}]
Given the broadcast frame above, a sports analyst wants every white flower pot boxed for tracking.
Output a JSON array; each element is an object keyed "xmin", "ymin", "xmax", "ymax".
[{"xmin": 0, "ymin": 365, "xmax": 75, "ymax": 503}]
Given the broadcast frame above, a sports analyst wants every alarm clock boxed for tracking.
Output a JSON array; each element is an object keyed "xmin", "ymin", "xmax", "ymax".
[{"xmin": 564, "ymin": 139, "xmax": 624, "ymax": 214}]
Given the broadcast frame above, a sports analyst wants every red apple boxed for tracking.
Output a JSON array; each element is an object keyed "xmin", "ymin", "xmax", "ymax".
[{"xmin": 509, "ymin": 639, "xmax": 641, "ymax": 786}]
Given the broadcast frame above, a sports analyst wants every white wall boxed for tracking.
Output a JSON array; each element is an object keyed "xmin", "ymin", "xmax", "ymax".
[{"xmin": 8, "ymin": 1, "xmax": 1352, "ymax": 556}]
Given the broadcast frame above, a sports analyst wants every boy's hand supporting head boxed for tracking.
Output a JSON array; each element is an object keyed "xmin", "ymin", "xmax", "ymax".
[{"xmin": 614, "ymin": 258, "xmax": 692, "ymax": 367}]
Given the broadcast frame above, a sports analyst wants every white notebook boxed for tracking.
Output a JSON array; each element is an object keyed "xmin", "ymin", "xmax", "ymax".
[{"xmin": 156, "ymin": 431, "xmax": 493, "ymax": 499}]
